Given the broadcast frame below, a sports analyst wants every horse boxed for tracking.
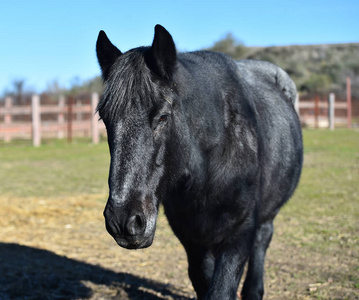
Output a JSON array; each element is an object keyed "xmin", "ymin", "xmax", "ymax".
[{"xmin": 96, "ymin": 24, "xmax": 303, "ymax": 300}]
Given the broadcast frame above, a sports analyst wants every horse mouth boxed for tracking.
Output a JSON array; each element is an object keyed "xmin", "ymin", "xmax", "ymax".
[{"xmin": 113, "ymin": 234, "xmax": 154, "ymax": 250}]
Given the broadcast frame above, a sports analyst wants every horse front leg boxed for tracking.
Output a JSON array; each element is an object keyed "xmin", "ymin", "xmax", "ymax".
[
  {"xmin": 205, "ymin": 222, "xmax": 255, "ymax": 300},
  {"xmin": 184, "ymin": 242, "xmax": 215, "ymax": 300}
]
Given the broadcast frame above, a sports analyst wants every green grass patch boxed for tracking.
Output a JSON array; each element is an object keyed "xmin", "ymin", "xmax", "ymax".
[
  {"xmin": 278, "ymin": 129, "xmax": 359, "ymax": 247},
  {"xmin": 0, "ymin": 139, "xmax": 110, "ymax": 198}
]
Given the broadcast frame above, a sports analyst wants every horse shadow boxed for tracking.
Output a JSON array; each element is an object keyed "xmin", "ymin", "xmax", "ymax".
[{"xmin": 0, "ymin": 242, "xmax": 193, "ymax": 300}]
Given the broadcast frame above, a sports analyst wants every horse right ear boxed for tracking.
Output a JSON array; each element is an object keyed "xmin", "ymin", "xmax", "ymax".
[
  {"xmin": 145, "ymin": 25, "xmax": 177, "ymax": 80},
  {"xmin": 96, "ymin": 30, "xmax": 122, "ymax": 81}
]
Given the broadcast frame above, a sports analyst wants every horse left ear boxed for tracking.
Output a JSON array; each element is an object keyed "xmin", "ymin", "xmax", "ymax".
[
  {"xmin": 96, "ymin": 30, "xmax": 122, "ymax": 81},
  {"xmin": 145, "ymin": 25, "xmax": 177, "ymax": 80}
]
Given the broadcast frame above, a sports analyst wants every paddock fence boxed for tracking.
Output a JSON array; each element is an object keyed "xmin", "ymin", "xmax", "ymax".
[
  {"xmin": 0, "ymin": 93, "xmax": 358, "ymax": 146},
  {"xmin": 296, "ymin": 93, "xmax": 358, "ymax": 129},
  {"xmin": 0, "ymin": 93, "xmax": 105, "ymax": 146}
]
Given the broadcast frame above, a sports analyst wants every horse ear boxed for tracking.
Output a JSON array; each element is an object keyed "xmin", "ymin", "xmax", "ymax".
[
  {"xmin": 96, "ymin": 30, "xmax": 122, "ymax": 80},
  {"xmin": 145, "ymin": 25, "xmax": 177, "ymax": 80}
]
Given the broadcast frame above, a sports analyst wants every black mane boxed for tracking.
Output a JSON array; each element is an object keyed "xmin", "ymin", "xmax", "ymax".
[{"xmin": 97, "ymin": 47, "xmax": 159, "ymax": 122}]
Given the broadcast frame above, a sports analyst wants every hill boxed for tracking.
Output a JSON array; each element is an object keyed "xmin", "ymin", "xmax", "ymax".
[{"xmin": 207, "ymin": 35, "xmax": 359, "ymax": 97}]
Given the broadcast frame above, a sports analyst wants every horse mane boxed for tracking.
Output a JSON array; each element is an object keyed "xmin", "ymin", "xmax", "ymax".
[{"xmin": 97, "ymin": 47, "xmax": 159, "ymax": 122}]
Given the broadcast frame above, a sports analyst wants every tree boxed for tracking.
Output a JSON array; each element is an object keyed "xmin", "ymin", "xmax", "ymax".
[
  {"xmin": 46, "ymin": 80, "xmax": 65, "ymax": 96},
  {"xmin": 12, "ymin": 79, "xmax": 25, "ymax": 104},
  {"xmin": 207, "ymin": 33, "xmax": 248, "ymax": 60},
  {"xmin": 300, "ymin": 74, "xmax": 332, "ymax": 94}
]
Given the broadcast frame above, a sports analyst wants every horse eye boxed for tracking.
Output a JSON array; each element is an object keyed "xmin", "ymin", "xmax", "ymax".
[{"xmin": 159, "ymin": 115, "xmax": 168, "ymax": 122}]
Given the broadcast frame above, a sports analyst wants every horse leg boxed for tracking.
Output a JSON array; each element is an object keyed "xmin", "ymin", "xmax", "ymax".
[
  {"xmin": 205, "ymin": 222, "xmax": 255, "ymax": 300},
  {"xmin": 241, "ymin": 221, "xmax": 274, "ymax": 300},
  {"xmin": 185, "ymin": 243, "xmax": 215, "ymax": 300}
]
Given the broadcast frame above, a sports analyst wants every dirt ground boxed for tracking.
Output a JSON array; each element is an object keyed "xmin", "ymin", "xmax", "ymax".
[
  {"xmin": 0, "ymin": 195, "xmax": 194, "ymax": 300},
  {"xmin": 0, "ymin": 194, "xmax": 357, "ymax": 300}
]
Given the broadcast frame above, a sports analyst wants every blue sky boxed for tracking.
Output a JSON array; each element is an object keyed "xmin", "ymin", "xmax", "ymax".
[{"xmin": 1, "ymin": 0, "xmax": 358, "ymax": 94}]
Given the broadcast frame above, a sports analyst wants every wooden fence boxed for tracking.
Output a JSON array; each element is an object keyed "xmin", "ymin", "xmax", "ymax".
[
  {"xmin": 0, "ymin": 92, "xmax": 356, "ymax": 146},
  {"xmin": 296, "ymin": 93, "xmax": 355, "ymax": 129},
  {"xmin": 0, "ymin": 93, "xmax": 105, "ymax": 146}
]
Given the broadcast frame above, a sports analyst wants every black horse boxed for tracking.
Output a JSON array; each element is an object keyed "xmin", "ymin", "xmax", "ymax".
[{"xmin": 96, "ymin": 25, "xmax": 303, "ymax": 300}]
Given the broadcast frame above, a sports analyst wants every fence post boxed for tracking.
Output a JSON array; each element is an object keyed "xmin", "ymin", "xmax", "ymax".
[
  {"xmin": 328, "ymin": 93, "xmax": 335, "ymax": 131},
  {"xmin": 346, "ymin": 77, "xmax": 352, "ymax": 129},
  {"xmin": 4, "ymin": 97, "xmax": 12, "ymax": 142},
  {"xmin": 31, "ymin": 94, "xmax": 41, "ymax": 147},
  {"xmin": 314, "ymin": 95, "xmax": 319, "ymax": 128},
  {"xmin": 58, "ymin": 95, "xmax": 65, "ymax": 139},
  {"xmin": 67, "ymin": 96, "xmax": 73, "ymax": 143},
  {"xmin": 91, "ymin": 93, "xmax": 100, "ymax": 144}
]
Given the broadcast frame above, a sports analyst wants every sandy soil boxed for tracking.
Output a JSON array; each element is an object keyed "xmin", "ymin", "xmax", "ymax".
[{"xmin": 0, "ymin": 195, "xmax": 357, "ymax": 299}]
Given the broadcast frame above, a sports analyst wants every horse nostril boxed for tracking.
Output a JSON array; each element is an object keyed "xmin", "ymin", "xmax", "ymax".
[
  {"xmin": 125, "ymin": 213, "xmax": 146, "ymax": 236},
  {"xmin": 105, "ymin": 218, "xmax": 121, "ymax": 238}
]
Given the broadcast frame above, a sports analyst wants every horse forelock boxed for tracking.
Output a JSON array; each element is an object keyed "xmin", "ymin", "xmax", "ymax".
[{"xmin": 97, "ymin": 47, "xmax": 159, "ymax": 123}]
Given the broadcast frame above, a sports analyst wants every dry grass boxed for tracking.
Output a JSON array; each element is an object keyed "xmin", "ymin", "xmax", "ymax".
[{"xmin": 0, "ymin": 195, "xmax": 193, "ymax": 299}]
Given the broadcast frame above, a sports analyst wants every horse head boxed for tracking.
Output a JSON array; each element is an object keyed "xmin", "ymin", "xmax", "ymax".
[{"xmin": 96, "ymin": 25, "xmax": 187, "ymax": 249}]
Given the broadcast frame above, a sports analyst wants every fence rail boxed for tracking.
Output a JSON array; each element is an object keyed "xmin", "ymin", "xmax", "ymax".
[
  {"xmin": 0, "ymin": 92, "xmax": 356, "ymax": 146},
  {"xmin": 296, "ymin": 93, "xmax": 355, "ymax": 129},
  {"xmin": 0, "ymin": 93, "xmax": 105, "ymax": 146}
]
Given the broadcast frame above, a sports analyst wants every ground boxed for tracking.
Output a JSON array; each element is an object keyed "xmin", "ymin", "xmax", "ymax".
[{"xmin": 0, "ymin": 129, "xmax": 358, "ymax": 299}]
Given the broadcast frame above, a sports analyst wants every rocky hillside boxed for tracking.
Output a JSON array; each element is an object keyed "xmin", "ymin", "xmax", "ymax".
[{"xmin": 207, "ymin": 35, "xmax": 359, "ymax": 97}]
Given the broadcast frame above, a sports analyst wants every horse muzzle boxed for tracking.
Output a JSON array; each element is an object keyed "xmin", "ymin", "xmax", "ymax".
[
  {"xmin": 104, "ymin": 203, "xmax": 156, "ymax": 249},
  {"xmin": 112, "ymin": 234, "xmax": 154, "ymax": 249}
]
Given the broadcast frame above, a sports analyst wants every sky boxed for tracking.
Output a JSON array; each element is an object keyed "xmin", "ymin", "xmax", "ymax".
[{"xmin": 1, "ymin": 0, "xmax": 358, "ymax": 94}]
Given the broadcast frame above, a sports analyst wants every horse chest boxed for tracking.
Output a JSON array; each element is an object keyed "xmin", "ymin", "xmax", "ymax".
[{"xmin": 164, "ymin": 194, "xmax": 247, "ymax": 246}]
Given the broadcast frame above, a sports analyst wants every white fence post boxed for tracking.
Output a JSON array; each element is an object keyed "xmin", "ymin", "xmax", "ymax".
[
  {"xmin": 346, "ymin": 77, "xmax": 352, "ymax": 129},
  {"xmin": 91, "ymin": 93, "xmax": 100, "ymax": 144},
  {"xmin": 58, "ymin": 95, "xmax": 65, "ymax": 139},
  {"xmin": 328, "ymin": 93, "xmax": 335, "ymax": 131},
  {"xmin": 32, "ymin": 94, "xmax": 41, "ymax": 147},
  {"xmin": 4, "ymin": 97, "xmax": 12, "ymax": 142}
]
